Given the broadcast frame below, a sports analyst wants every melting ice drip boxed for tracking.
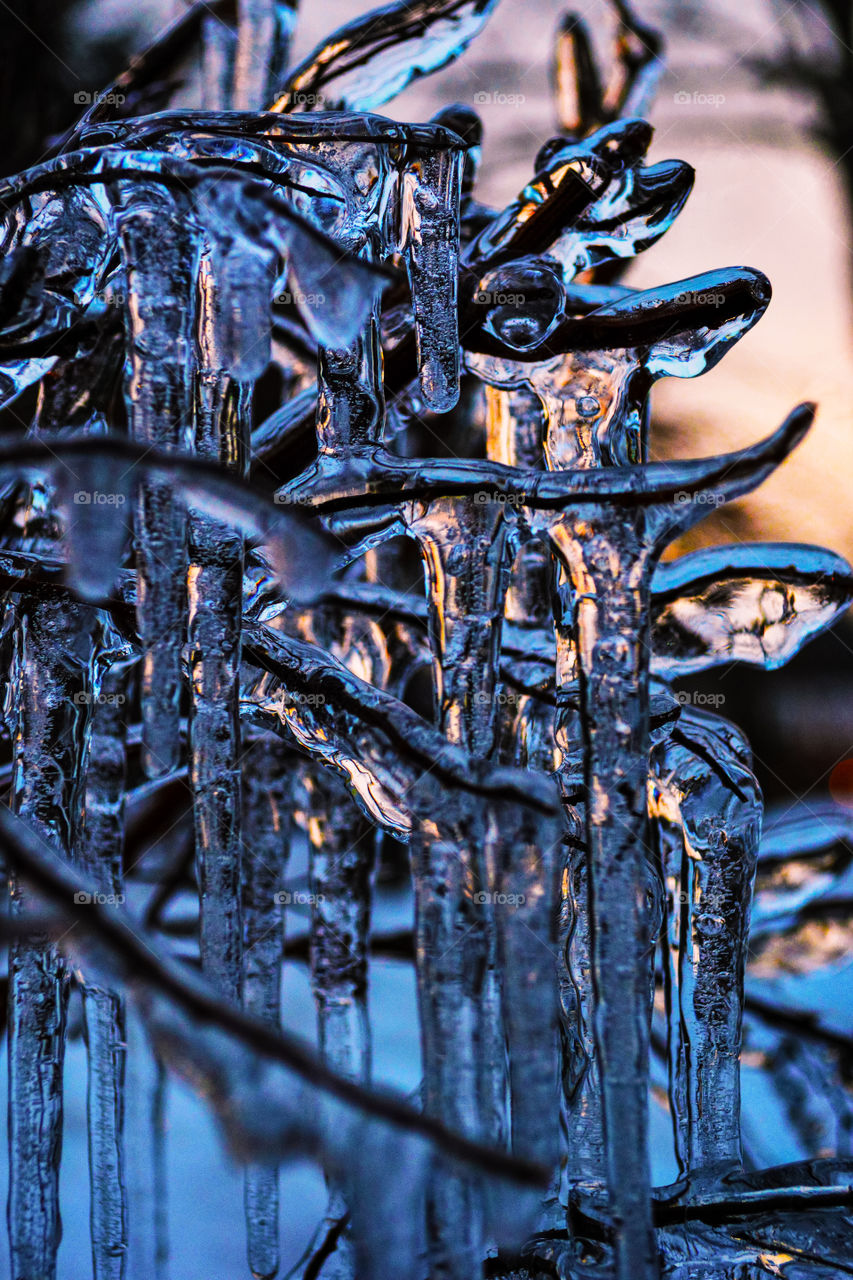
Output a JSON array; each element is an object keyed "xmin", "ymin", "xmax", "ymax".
[{"xmin": 0, "ymin": 1, "xmax": 852, "ymax": 1278}]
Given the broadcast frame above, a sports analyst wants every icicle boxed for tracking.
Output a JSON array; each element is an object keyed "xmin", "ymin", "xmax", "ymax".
[
  {"xmin": 124, "ymin": 1013, "xmax": 169, "ymax": 1280},
  {"xmin": 490, "ymin": 796, "xmax": 561, "ymax": 1168},
  {"xmin": 402, "ymin": 142, "xmax": 464, "ymax": 413},
  {"xmin": 79, "ymin": 661, "xmax": 133, "ymax": 1280},
  {"xmin": 234, "ymin": 0, "xmax": 281, "ymax": 111},
  {"xmin": 406, "ymin": 496, "xmax": 515, "ymax": 1275},
  {"xmin": 7, "ymin": 598, "xmax": 94, "ymax": 1280},
  {"xmin": 484, "ymin": 387, "xmax": 570, "ymax": 1219},
  {"xmin": 113, "ymin": 182, "xmax": 198, "ymax": 779},
  {"xmin": 242, "ymin": 732, "xmax": 294, "ymax": 1280},
  {"xmin": 315, "ymin": 311, "xmax": 384, "ymax": 457},
  {"xmin": 45, "ymin": 323, "xmax": 132, "ymax": 603},
  {"xmin": 288, "ymin": 632, "xmax": 382, "ymax": 1074},
  {"xmin": 412, "ymin": 833, "xmax": 488, "ymax": 1280},
  {"xmin": 650, "ymin": 708, "xmax": 762, "ymax": 1175},
  {"xmin": 188, "ymin": 233, "xmax": 261, "ymax": 1001},
  {"xmin": 548, "ymin": 518, "xmax": 660, "ymax": 1279},
  {"xmin": 303, "ymin": 768, "xmax": 376, "ymax": 1280}
]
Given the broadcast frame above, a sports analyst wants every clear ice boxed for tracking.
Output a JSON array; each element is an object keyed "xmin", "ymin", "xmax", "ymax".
[{"xmin": 0, "ymin": 1, "xmax": 852, "ymax": 1278}]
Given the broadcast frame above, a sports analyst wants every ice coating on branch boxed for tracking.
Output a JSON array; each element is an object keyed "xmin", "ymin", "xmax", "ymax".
[
  {"xmin": 79, "ymin": 661, "xmax": 132, "ymax": 1280},
  {"xmin": 112, "ymin": 181, "xmax": 197, "ymax": 778},
  {"xmin": 650, "ymin": 707, "xmax": 762, "ymax": 1175},
  {"xmin": 652, "ymin": 544, "xmax": 853, "ymax": 676},
  {"xmin": 402, "ymin": 143, "xmax": 464, "ymax": 412},
  {"xmin": 274, "ymin": 0, "xmax": 503, "ymax": 113},
  {"xmin": 241, "ymin": 732, "xmax": 293, "ymax": 1279}
]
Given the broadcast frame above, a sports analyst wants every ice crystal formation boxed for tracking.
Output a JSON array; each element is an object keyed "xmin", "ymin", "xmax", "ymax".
[{"xmin": 1, "ymin": 2, "xmax": 852, "ymax": 1278}]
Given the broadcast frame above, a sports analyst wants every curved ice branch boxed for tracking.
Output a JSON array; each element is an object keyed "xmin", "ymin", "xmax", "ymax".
[
  {"xmin": 272, "ymin": 0, "xmax": 503, "ymax": 113},
  {"xmin": 0, "ymin": 433, "xmax": 340, "ymax": 603},
  {"xmin": 242, "ymin": 619, "xmax": 559, "ymax": 833}
]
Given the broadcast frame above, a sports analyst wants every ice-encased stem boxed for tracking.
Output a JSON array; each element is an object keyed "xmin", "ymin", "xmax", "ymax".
[
  {"xmin": 403, "ymin": 145, "xmax": 464, "ymax": 413},
  {"xmin": 305, "ymin": 770, "xmax": 375, "ymax": 1280},
  {"xmin": 492, "ymin": 802, "xmax": 561, "ymax": 1169},
  {"xmin": 411, "ymin": 497, "xmax": 511, "ymax": 1276},
  {"xmin": 80, "ymin": 663, "xmax": 131, "ymax": 1280},
  {"xmin": 188, "ymin": 510, "xmax": 245, "ymax": 1001},
  {"xmin": 485, "ymin": 383, "xmax": 564, "ymax": 1182},
  {"xmin": 7, "ymin": 597, "xmax": 94, "ymax": 1280},
  {"xmin": 115, "ymin": 185, "xmax": 197, "ymax": 779},
  {"xmin": 189, "ymin": 241, "xmax": 258, "ymax": 1003},
  {"xmin": 315, "ymin": 312, "xmax": 384, "ymax": 457},
  {"xmin": 306, "ymin": 772, "xmax": 374, "ymax": 1082},
  {"xmin": 553, "ymin": 600, "xmax": 606, "ymax": 1185},
  {"xmin": 550, "ymin": 516, "xmax": 659, "ymax": 1280},
  {"xmin": 651, "ymin": 717, "xmax": 761, "ymax": 1174},
  {"xmin": 124, "ymin": 1013, "xmax": 168, "ymax": 1280},
  {"xmin": 242, "ymin": 733, "xmax": 293, "ymax": 1280}
]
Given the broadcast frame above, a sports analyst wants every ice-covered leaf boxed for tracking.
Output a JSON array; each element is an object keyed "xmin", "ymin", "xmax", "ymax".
[
  {"xmin": 652, "ymin": 544, "xmax": 853, "ymax": 676},
  {"xmin": 274, "ymin": 0, "xmax": 503, "ymax": 113}
]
